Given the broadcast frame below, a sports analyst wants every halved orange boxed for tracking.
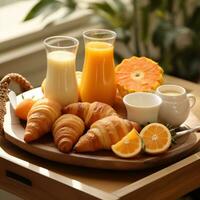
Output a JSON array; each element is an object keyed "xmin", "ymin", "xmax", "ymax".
[
  {"xmin": 111, "ymin": 128, "xmax": 142, "ymax": 158},
  {"xmin": 140, "ymin": 123, "xmax": 171, "ymax": 154},
  {"xmin": 115, "ymin": 56, "xmax": 164, "ymax": 97}
]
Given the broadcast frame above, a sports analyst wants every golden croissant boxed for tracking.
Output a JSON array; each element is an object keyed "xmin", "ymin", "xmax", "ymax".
[
  {"xmin": 52, "ymin": 114, "xmax": 85, "ymax": 152},
  {"xmin": 74, "ymin": 116, "xmax": 141, "ymax": 152},
  {"xmin": 62, "ymin": 101, "xmax": 118, "ymax": 127},
  {"xmin": 24, "ymin": 98, "xmax": 61, "ymax": 143}
]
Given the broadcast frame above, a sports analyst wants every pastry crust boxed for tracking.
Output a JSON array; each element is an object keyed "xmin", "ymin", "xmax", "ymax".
[
  {"xmin": 63, "ymin": 101, "xmax": 118, "ymax": 127},
  {"xmin": 74, "ymin": 116, "xmax": 141, "ymax": 152},
  {"xmin": 24, "ymin": 98, "xmax": 61, "ymax": 143},
  {"xmin": 52, "ymin": 114, "xmax": 85, "ymax": 152}
]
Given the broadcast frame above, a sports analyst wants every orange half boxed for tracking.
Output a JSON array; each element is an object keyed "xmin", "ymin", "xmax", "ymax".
[
  {"xmin": 140, "ymin": 123, "xmax": 171, "ymax": 154},
  {"xmin": 115, "ymin": 56, "xmax": 164, "ymax": 97}
]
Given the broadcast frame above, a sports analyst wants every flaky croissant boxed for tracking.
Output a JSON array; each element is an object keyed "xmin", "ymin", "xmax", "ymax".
[
  {"xmin": 74, "ymin": 116, "xmax": 141, "ymax": 152},
  {"xmin": 52, "ymin": 114, "xmax": 85, "ymax": 152},
  {"xmin": 62, "ymin": 101, "xmax": 118, "ymax": 127},
  {"xmin": 24, "ymin": 98, "xmax": 61, "ymax": 143}
]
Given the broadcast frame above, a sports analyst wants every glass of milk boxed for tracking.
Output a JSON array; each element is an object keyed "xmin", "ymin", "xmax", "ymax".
[{"xmin": 43, "ymin": 36, "xmax": 79, "ymax": 106}]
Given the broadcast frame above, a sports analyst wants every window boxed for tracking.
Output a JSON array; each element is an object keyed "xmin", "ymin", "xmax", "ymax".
[{"xmin": 0, "ymin": 0, "xmax": 98, "ymax": 87}]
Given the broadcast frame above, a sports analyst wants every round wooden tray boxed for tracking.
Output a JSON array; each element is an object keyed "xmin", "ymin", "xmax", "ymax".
[{"xmin": 3, "ymin": 88, "xmax": 200, "ymax": 170}]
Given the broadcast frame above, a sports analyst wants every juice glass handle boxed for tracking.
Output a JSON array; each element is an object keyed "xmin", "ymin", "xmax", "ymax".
[{"xmin": 187, "ymin": 94, "xmax": 196, "ymax": 108}]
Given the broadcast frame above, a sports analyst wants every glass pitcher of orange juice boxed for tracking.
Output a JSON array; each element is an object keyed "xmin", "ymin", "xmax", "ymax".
[{"xmin": 80, "ymin": 29, "xmax": 117, "ymax": 105}]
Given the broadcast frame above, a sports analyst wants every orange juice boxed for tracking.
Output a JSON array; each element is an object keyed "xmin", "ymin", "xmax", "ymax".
[{"xmin": 80, "ymin": 41, "xmax": 116, "ymax": 105}]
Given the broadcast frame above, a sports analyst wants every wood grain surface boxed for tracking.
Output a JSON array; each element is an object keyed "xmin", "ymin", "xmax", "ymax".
[{"xmin": 3, "ymin": 87, "xmax": 200, "ymax": 170}]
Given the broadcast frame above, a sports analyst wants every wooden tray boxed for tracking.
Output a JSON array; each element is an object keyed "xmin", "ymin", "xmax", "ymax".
[{"xmin": 3, "ymin": 88, "xmax": 200, "ymax": 170}]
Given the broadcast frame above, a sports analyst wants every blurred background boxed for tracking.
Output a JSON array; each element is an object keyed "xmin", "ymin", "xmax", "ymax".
[
  {"xmin": 0, "ymin": 0, "xmax": 200, "ymax": 88},
  {"xmin": 0, "ymin": 1, "xmax": 200, "ymax": 199}
]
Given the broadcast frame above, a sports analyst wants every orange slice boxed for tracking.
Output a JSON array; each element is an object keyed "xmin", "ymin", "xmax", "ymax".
[
  {"xmin": 140, "ymin": 123, "xmax": 171, "ymax": 154},
  {"xmin": 115, "ymin": 56, "xmax": 164, "ymax": 97},
  {"xmin": 111, "ymin": 128, "xmax": 142, "ymax": 158}
]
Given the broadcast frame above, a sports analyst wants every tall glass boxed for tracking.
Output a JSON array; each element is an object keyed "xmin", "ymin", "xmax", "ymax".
[
  {"xmin": 80, "ymin": 29, "xmax": 117, "ymax": 105},
  {"xmin": 43, "ymin": 36, "xmax": 79, "ymax": 106}
]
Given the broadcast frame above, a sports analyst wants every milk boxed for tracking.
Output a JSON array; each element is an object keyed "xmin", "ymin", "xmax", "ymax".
[
  {"xmin": 161, "ymin": 90, "xmax": 181, "ymax": 96},
  {"xmin": 44, "ymin": 50, "xmax": 78, "ymax": 106}
]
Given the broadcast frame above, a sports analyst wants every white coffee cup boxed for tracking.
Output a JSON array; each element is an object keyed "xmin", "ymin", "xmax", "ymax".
[
  {"xmin": 123, "ymin": 92, "xmax": 162, "ymax": 125},
  {"xmin": 156, "ymin": 85, "xmax": 196, "ymax": 127}
]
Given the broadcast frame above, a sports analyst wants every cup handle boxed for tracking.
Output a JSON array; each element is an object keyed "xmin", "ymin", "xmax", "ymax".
[{"xmin": 187, "ymin": 94, "xmax": 196, "ymax": 108}]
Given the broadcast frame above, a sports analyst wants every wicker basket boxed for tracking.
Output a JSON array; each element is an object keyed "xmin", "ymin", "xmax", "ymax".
[{"xmin": 0, "ymin": 73, "xmax": 33, "ymax": 135}]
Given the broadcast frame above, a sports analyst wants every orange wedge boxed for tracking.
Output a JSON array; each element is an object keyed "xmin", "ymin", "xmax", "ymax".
[
  {"xmin": 111, "ymin": 128, "xmax": 142, "ymax": 158},
  {"xmin": 115, "ymin": 56, "xmax": 164, "ymax": 97},
  {"xmin": 140, "ymin": 123, "xmax": 171, "ymax": 154}
]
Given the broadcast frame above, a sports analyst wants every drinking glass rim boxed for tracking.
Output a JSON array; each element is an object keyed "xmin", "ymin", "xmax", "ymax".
[
  {"xmin": 43, "ymin": 36, "xmax": 79, "ymax": 49},
  {"xmin": 83, "ymin": 29, "xmax": 117, "ymax": 41}
]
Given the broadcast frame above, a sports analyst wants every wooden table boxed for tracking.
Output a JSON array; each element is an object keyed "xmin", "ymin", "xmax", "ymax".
[{"xmin": 0, "ymin": 75, "xmax": 200, "ymax": 200}]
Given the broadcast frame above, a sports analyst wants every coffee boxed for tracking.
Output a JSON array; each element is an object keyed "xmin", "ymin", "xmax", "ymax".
[{"xmin": 161, "ymin": 90, "xmax": 181, "ymax": 96}]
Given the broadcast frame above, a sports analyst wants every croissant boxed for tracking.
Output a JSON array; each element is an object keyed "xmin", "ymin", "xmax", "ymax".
[
  {"xmin": 62, "ymin": 102, "xmax": 90, "ymax": 121},
  {"xmin": 62, "ymin": 101, "xmax": 118, "ymax": 127},
  {"xmin": 74, "ymin": 116, "xmax": 141, "ymax": 152},
  {"xmin": 24, "ymin": 98, "xmax": 61, "ymax": 143},
  {"xmin": 52, "ymin": 114, "xmax": 85, "ymax": 152}
]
